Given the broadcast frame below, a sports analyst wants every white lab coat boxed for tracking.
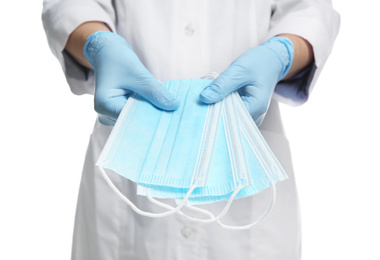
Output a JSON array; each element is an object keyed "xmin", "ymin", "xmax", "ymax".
[{"xmin": 42, "ymin": 1, "xmax": 340, "ymax": 259}]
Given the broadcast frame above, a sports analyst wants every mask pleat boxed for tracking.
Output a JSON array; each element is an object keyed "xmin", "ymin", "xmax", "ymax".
[
  {"xmin": 100, "ymin": 94, "xmax": 162, "ymax": 181},
  {"xmin": 139, "ymin": 79, "xmax": 190, "ymax": 187},
  {"xmin": 138, "ymin": 80, "xmax": 178, "ymax": 184},
  {"xmin": 163, "ymin": 79, "xmax": 208, "ymax": 187}
]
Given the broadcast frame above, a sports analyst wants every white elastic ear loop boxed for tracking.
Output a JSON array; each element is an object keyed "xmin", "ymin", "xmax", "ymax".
[
  {"xmin": 182, "ymin": 177, "xmax": 276, "ymax": 230},
  {"xmin": 147, "ymin": 178, "xmax": 276, "ymax": 230},
  {"xmin": 147, "ymin": 184, "xmax": 245, "ymax": 223},
  {"xmin": 215, "ymin": 176, "xmax": 277, "ymax": 230},
  {"xmin": 98, "ymin": 165, "xmax": 197, "ymax": 218}
]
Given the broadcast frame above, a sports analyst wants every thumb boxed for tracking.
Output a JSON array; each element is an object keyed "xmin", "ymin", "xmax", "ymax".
[{"xmin": 199, "ymin": 67, "xmax": 245, "ymax": 104}]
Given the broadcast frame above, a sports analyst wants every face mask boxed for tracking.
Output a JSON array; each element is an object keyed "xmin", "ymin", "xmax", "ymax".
[{"xmin": 97, "ymin": 79, "xmax": 288, "ymax": 229}]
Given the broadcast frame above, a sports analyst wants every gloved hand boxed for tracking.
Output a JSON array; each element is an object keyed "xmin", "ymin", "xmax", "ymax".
[
  {"xmin": 199, "ymin": 37, "xmax": 294, "ymax": 126},
  {"xmin": 84, "ymin": 31, "xmax": 179, "ymax": 124}
]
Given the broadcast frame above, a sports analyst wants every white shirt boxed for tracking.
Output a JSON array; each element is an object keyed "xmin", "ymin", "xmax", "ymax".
[{"xmin": 42, "ymin": 1, "xmax": 340, "ymax": 259}]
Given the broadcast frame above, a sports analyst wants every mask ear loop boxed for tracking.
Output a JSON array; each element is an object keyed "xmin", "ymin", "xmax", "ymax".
[
  {"xmin": 99, "ymin": 163, "xmax": 242, "ymax": 221},
  {"xmin": 145, "ymin": 175, "xmax": 276, "ymax": 229},
  {"xmin": 215, "ymin": 177, "xmax": 276, "ymax": 230},
  {"xmin": 146, "ymin": 184, "xmax": 245, "ymax": 223},
  {"xmin": 98, "ymin": 164, "xmax": 199, "ymax": 218}
]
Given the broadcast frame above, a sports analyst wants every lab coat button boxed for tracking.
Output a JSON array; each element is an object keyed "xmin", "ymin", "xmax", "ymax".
[
  {"xmin": 184, "ymin": 23, "xmax": 195, "ymax": 36},
  {"xmin": 181, "ymin": 226, "xmax": 192, "ymax": 238}
]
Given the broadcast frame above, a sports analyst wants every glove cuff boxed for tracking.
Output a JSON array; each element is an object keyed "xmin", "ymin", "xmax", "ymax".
[
  {"xmin": 83, "ymin": 31, "xmax": 130, "ymax": 67},
  {"xmin": 263, "ymin": 37, "xmax": 295, "ymax": 80}
]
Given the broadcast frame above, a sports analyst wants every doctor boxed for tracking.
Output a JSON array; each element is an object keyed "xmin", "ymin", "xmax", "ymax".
[{"xmin": 42, "ymin": 1, "xmax": 340, "ymax": 259}]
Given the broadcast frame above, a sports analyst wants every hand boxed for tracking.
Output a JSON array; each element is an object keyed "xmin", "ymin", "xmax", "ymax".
[
  {"xmin": 84, "ymin": 31, "xmax": 179, "ymax": 123},
  {"xmin": 199, "ymin": 37, "xmax": 294, "ymax": 126}
]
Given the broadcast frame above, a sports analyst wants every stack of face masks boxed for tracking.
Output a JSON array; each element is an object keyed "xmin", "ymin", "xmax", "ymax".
[{"xmin": 97, "ymin": 79, "xmax": 288, "ymax": 230}]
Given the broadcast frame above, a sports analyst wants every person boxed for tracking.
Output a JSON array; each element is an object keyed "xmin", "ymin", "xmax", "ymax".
[{"xmin": 42, "ymin": 1, "xmax": 340, "ymax": 259}]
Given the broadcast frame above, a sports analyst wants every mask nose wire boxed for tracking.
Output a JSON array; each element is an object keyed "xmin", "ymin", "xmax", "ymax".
[{"xmin": 98, "ymin": 164, "xmax": 198, "ymax": 218}]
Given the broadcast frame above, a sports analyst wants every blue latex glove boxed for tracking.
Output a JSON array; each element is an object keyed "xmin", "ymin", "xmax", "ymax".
[
  {"xmin": 199, "ymin": 37, "xmax": 294, "ymax": 126},
  {"xmin": 84, "ymin": 31, "xmax": 179, "ymax": 124}
]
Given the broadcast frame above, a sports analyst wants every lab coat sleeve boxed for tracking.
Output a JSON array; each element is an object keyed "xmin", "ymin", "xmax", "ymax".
[
  {"xmin": 266, "ymin": 0, "xmax": 340, "ymax": 106},
  {"xmin": 42, "ymin": 0, "xmax": 116, "ymax": 95}
]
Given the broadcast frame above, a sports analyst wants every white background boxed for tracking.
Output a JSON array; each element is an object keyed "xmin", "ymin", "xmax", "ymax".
[{"xmin": 1, "ymin": 1, "xmax": 379, "ymax": 259}]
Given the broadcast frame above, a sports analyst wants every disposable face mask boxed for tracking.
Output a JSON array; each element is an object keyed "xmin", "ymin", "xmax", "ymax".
[{"xmin": 97, "ymin": 78, "xmax": 288, "ymax": 229}]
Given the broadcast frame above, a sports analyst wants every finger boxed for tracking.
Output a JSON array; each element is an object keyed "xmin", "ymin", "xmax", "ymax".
[
  {"xmin": 95, "ymin": 95, "xmax": 129, "ymax": 120},
  {"xmin": 132, "ymin": 80, "xmax": 180, "ymax": 111},
  {"xmin": 98, "ymin": 114, "xmax": 116, "ymax": 126},
  {"xmin": 242, "ymin": 97, "xmax": 266, "ymax": 126},
  {"xmin": 239, "ymin": 85, "xmax": 271, "ymax": 126},
  {"xmin": 199, "ymin": 66, "xmax": 246, "ymax": 104}
]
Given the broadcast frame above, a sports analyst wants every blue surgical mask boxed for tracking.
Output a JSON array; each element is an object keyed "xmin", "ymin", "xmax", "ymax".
[{"xmin": 96, "ymin": 78, "xmax": 288, "ymax": 229}]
